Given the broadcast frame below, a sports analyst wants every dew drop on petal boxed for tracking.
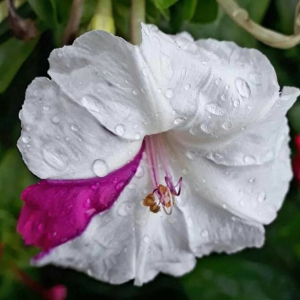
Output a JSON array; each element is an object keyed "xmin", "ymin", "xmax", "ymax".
[
  {"xmin": 174, "ymin": 117, "xmax": 185, "ymax": 125},
  {"xmin": 22, "ymin": 136, "xmax": 31, "ymax": 144},
  {"xmin": 186, "ymin": 150, "xmax": 196, "ymax": 160},
  {"xmin": 115, "ymin": 180, "xmax": 126, "ymax": 191},
  {"xmin": 257, "ymin": 191, "xmax": 266, "ymax": 202},
  {"xmin": 115, "ymin": 124, "xmax": 125, "ymax": 136},
  {"xmin": 43, "ymin": 105, "xmax": 50, "ymax": 111},
  {"xmin": 71, "ymin": 124, "xmax": 79, "ymax": 131},
  {"xmin": 233, "ymin": 99, "xmax": 240, "ymax": 107},
  {"xmin": 51, "ymin": 115, "xmax": 60, "ymax": 124},
  {"xmin": 244, "ymin": 155, "xmax": 256, "ymax": 164},
  {"xmin": 201, "ymin": 229, "xmax": 209, "ymax": 238},
  {"xmin": 38, "ymin": 223, "xmax": 44, "ymax": 233},
  {"xmin": 215, "ymin": 78, "xmax": 221, "ymax": 85},
  {"xmin": 206, "ymin": 104, "xmax": 225, "ymax": 116},
  {"xmin": 165, "ymin": 89, "xmax": 174, "ymax": 99},
  {"xmin": 235, "ymin": 78, "xmax": 251, "ymax": 98},
  {"xmin": 118, "ymin": 203, "xmax": 129, "ymax": 217},
  {"xmin": 184, "ymin": 84, "xmax": 191, "ymax": 90},
  {"xmin": 135, "ymin": 165, "xmax": 144, "ymax": 178},
  {"xmin": 134, "ymin": 133, "xmax": 141, "ymax": 140},
  {"xmin": 92, "ymin": 159, "xmax": 109, "ymax": 177},
  {"xmin": 143, "ymin": 235, "xmax": 150, "ymax": 243},
  {"xmin": 222, "ymin": 121, "xmax": 232, "ymax": 130},
  {"xmin": 132, "ymin": 90, "xmax": 138, "ymax": 95}
]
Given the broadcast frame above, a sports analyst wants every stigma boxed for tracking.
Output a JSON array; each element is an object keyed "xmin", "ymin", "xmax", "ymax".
[{"xmin": 143, "ymin": 134, "xmax": 182, "ymax": 215}]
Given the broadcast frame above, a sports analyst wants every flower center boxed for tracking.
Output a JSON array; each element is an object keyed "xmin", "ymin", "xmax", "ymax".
[{"xmin": 143, "ymin": 134, "xmax": 182, "ymax": 215}]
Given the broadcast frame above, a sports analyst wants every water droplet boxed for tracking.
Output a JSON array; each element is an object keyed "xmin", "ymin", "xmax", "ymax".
[
  {"xmin": 22, "ymin": 136, "xmax": 31, "ymax": 144},
  {"xmin": 38, "ymin": 223, "xmax": 44, "ymax": 233},
  {"xmin": 43, "ymin": 105, "xmax": 50, "ymax": 111},
  {"xmin": 222, "ymin": 121, "xmax": 232, "ymax": 130},
  {"xmin": 128, "ymin": 183, "xmax": 136, "ymax": 190},
  {"xmin": 181, "ymin": 68, "xmax": 186, "ymax": 77},
  {"xmin": 240, "ymin": 200, "xmax": 245, "ymax": 207},
  {"xmin": 143, "ymin": 235, "xmax": 150, "ymax": 243},
  {"xmin": 235, "ymin": 78, "xmax": 251, "ymax": 98},
  {"xmin": 118, "ymin": 203, "xmax": 129, "ymax": 217},
  {"xmin": 184, "ymin": 84, "xmax": 191, "ymax": 90},
  {"xmin": 115, "ymin": 124, "xmax": 125, "ymax": 136},
  {"xmin": 165, "ymin": 89, "xmax": 174, "ymax": 99},
  {"xmin": 142, "ymin": 68, "xmax": 148, "ymax": 76},
  {"xmin": 249, "ymin": 177, "xmax": 255, "ymax": 183},
  {"xmin": 93, "ymin": 159, "xmax": 109, "ymax": 177},
  {"xmin": 158, "ymin": 88, "xmax": 162, "ymax": 94},
  {"xmin": 132, "ymin": 90, "xmax": 138, "ymax": 95},
  {"xmin": 257, "ymin": 191, "xmax": 266, "ymax": 202},
  {"xmin": 223, "ymin": 204, "xmax": 228, "ymax": 209},
  {"xmin": 103, "ymin": 70, "xmax": 108, "ymax": 75},
  {"xmin": 201, "ymin": 229, "xmax": 209, "ymax": 238},
  {"xmin": 71, "ymin": 124, "xmax": 79, "ymax": 131},
  {"xmin": 215, "ymin": 78, "xmax": 221, "ymax": 85},
  {"xmin": 206, "ymin": 104, "xmax": 225, "ymax": 116},
  {"xmin": 233, "ymin": 99, "xmax": 240, "ymax": 107},
  {"xmin": 201, "ymin": 61, "xmax": 208, "ymax": 65},
  {"xmin": 244, "ymin": 155, "xmax": 256, "ymax": 164},
  {"xmin": 116, "ymin": 181, "xmax": 125, "ymax": 191},
  {"xmin": 84, "ymin": 199, "xmax": 91, "ymax": 208},
  {"xmin": 51, "ymin": 115, "xmax": 60, "ymax": 124},
  {"xmin": 135, "ymin": 165, "xmax": 144, "ymax": 178},
  {"xmin": 186, "ymin": 150, "xmax": 196, "ymax": 160},
  {"xmin": 174, "ymin": 117, "xmax": 185, "ymax": 125},
  {"xmin": 221, "ymin": 94, "xmax": 226, "ymax": 101},
  {"xmin": 200, "ymin": 123, "xmax": 212, "ymax": 134},
  {"xmin": 183, "ymin": 168, "xmax": 189, "ymax": 174},
  {"xmin": 134, "ymin": 133, "xmax": 141, "ymax": 140},
  {"xmin": 225, "ymin": 85, "xmax": 230, "ymax": 90},
  {"xmin": 189, "ymin": 127, "xmax": 197, "ymax": 135}
]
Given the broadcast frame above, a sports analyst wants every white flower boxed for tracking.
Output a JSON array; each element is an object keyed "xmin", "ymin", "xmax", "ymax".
[{"xmin": 17, "ymin": 24, "xmax": 299, "ymax": 286}]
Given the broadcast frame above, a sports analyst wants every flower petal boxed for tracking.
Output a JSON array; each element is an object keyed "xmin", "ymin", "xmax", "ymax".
[
  {"xmin": 169, "ymin": 86, "xmax": 300, "ymax": 166},
  {"xmin": 166, "ymin": 120, "xmax": 293, "ymax": 225},
  {"xmin": 32, "ymin": 154, "xmax": 264, "ymax": 285},
  {"xmin": 18, "ymin": 78, "xmax": 142, "ymax": 179},
  {"xmin": 17, "ymin": 145, "xmax": 144, "ymax": 250},
  {"xmin": 140, "ymin": 25, "xmax": 280, "ymax": 133},
  {"xmin": 47, "ymin": 29, "xmax": 175, "ymax": 140}
]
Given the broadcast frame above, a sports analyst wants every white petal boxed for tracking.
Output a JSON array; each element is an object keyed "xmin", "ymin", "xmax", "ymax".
[
  {"xmin": 140, "ymin": 25, "xmax": 280, "ymax": 134},
  {"xmin": 33, "ymin": 157, "xmax": 196, "ymax": 285},
  {"xmin": 34, "ymin": 150, "xmax": 265, "ymax": 285},
  {"xmin": 47, "ymin": 30, "xmax": 175, "ymax": 140},
  {"xmin": 169, "ymin": 86, "xmax": 300, "ymax": 166},
  {"xmin": 165, "ymin": 123, "xmax": 293, "ymax": 225},
  {"xmin": 18, "ymin": 78, "xmax": 141, "ymax": 179}
]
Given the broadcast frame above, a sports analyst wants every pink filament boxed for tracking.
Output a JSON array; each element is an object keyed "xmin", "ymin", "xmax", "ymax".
[{"xmin": 144, "ymin": 134, "xmax": 183, "ymax": 213}]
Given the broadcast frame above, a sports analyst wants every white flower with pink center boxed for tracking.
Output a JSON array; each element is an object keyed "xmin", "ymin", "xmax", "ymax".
[{"xmin": 17, "ymin": 24, "xmax": 299, "ymax": 285}]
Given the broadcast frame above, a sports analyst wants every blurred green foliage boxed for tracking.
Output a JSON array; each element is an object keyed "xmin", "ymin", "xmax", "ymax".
[{"xmin": 1, "ymin": 0, "xmax": 300, "ymax": 299}]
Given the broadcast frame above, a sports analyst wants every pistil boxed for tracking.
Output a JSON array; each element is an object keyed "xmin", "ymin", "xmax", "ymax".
[{"xmin": 143, "ymin": 134, "xmax": 182, "ymax": 215}]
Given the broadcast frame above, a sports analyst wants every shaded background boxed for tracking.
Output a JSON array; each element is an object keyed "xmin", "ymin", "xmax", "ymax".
[{"xmin": 1, "ymin": 0, "xmax": 300, "ymax": 299}]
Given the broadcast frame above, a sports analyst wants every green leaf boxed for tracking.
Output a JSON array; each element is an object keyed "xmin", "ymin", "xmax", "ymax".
[
  {"xmin": 152, "ymin": 0, "xmax": 178, "ymax": 10},
  {"xmin": 170, "ymin": 0, "xmax": 198, "ymax": 32},
  {"xmin": 0, "ymin": 37, "xmax": 38, "ymax": 94},
  {"xmin": 182, "ymin": 257, "xmax": 298, "ymax": 300},
  {"xmin": 26, "ymin": 0, "xmax": 58, "ymax": 28},
  {"xmin": 192, "ymin": 0, "xmax": 218, "ymax": 24}
]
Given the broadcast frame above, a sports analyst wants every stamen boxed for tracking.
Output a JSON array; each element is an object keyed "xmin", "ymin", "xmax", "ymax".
[{"xmin": 143, "ymin": 134, "xmax": 183, "ymax": 215}]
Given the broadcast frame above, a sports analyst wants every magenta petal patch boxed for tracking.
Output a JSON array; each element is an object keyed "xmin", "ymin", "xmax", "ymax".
[{"xmin": 17, "ymin": 144, "xmax": 144, "ymax": 251}]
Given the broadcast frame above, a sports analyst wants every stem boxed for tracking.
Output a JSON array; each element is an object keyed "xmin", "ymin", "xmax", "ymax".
[
  {"xmin": 217, "ymin": 0, "xmax": 300, "ymax": 49},
  {"xmin": 89, "ymin": 0, "xmax": 115, "ymax": 34},
  {"xmin": 130, "ymin": 0, "xmax": 145, "ymax": 45},
  {"xmin": 63, "ymin": 0, "xmax": 84, "ymax": 45}
]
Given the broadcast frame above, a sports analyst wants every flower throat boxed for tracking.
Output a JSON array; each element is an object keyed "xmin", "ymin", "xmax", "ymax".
[{"xmin": 143, "ymin": 135, "xmax": 182, "ymax": 215}]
